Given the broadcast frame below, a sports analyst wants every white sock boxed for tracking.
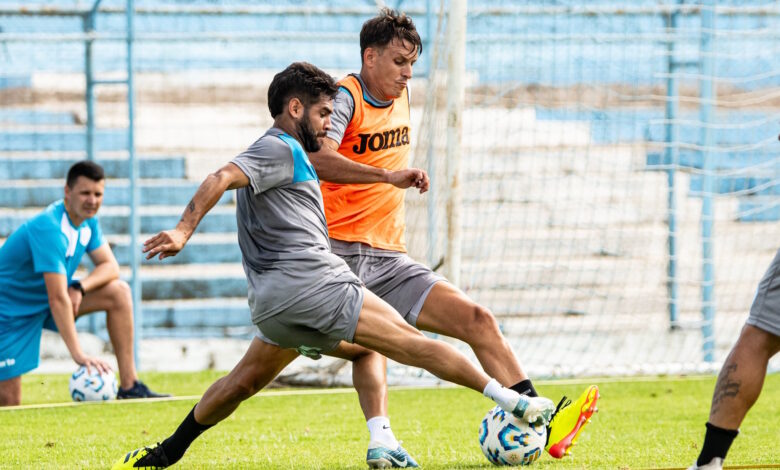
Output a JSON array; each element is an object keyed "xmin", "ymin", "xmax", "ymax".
[
  {"xmin": 367, "ymin": 416, "xmax": 399, "ymax": 449},
  {"xmin": 483, "ymin": 378, "xmax": 523, "ymax": 412}
]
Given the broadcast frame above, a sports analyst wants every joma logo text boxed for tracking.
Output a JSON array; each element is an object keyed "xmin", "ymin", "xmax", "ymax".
[{"xmin": 352, "ymin": 127, "xmax": 410, "ymax": 154}]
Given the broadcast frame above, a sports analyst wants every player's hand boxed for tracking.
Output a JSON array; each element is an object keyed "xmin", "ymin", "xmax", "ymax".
[
  {"xmin": 143, "ymin": 229, "xmax": 188, "ymax": 260},
  {"xmin": 73, "ymin": 353, "xmax": 112, "ymax": 375},
  {"xmin": 67, "ymin": 287, "xmax": 82, "ymax": 316},
  {"xmin": 386, "ymin": 168, "xmax": 429, "ymax": 194}
]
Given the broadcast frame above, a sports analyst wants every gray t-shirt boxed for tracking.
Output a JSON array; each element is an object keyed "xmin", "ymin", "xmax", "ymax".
[{"xmin": 231, "ymin": 127, "xmax": 360, "ymax": 323}]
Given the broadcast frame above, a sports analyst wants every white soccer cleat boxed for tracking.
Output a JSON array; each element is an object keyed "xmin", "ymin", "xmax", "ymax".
[
  {"xmin": 510, "ymin": 395, "xmax": 556, "ymax": 426},
  {"xmin": 366, "ymin": 441, "xmax": 419, "ymax": 468}
]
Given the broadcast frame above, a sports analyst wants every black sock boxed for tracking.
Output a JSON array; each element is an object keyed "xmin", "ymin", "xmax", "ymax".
[
  {"xmin": 509, "ymin": 379, "xmax": 538, "ymax": 397},
  {"xmin": 161, "ymin": 405, "xmax": 213, "ymax": 465},
  {"xmin": 696, "ymin": 422, "xmax": 738, "ymax": 466}
]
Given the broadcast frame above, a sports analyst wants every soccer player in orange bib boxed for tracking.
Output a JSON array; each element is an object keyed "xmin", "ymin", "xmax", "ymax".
[{"xmin": 308, "ymin": 8, "xmax": 600, "ymax": 463}]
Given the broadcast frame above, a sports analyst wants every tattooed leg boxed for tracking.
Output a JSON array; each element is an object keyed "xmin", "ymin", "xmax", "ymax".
[
  {"xmin": 708, "ymin": 324, "xmax": 780, "ymax": 429},
  {"xmin": 709, "ymin": 363, "xmax": 740, "ymax": 417}
]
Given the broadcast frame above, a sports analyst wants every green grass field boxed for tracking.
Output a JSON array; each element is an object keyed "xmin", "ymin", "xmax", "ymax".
[{"xmin": 1, "ymin": 372, "xmax": 778, "ymax": 469}]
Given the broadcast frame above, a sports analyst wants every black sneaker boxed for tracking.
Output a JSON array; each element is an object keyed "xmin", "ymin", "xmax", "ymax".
[
  {"xmin": 117, "ymin": 380, "xmax": 171, "ymax": 399},
  {"xmin": 112, "ymin": 443, "xmax": 170, "ymax": 469}
]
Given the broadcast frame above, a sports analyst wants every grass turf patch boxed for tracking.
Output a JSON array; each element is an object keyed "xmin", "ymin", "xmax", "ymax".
[{"xmin": 1, "ymin": 372, "xmax": 778, "ymax": 469}]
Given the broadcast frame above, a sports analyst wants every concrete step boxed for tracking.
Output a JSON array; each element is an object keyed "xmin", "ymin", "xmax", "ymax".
[
  {"xmin": 469, "ymin": 283, "xmax": 759, "ymax": 317},
  {"xmin": 75, "ymin": 298, "xmax": 251, "ymax": 331},
  {"xmin": 0, "ymin": 154, "xmax": 186, "ymax": 179},
  {"xmin": 0, "ymin": 128, "xmax": 128, "ymax": 152},
  {"xmin": 689, "ymin": 174, "xmax": 780, "ymax": 197},
  {"xmin": 0, "ymin": 76, "xmax": 31, "ymax": 90},
  {"xmin": 540, "ymin": 109, "xmax": 778, "ymax": 146},
  {"xmin": 454, "ymin": 144, "xmax": 644, "ymax": 176},
  {"xmin": 738, "ymin": 196, "xmax": 780, "ymax": 222},
  {"xmin": 537, "ymin": 108, "xmax": 649, "ymax": 144},
  {"xmin": 646, "ymin": 150, "xmax": 780, "ymax": 171},
  {"xmin": 134, "ymin": 264, "xmax": 247, "ymax": 300},
  {"xmin": 120, "ymin": 258, "xmax": 762, "ymax": 302},
  {"xmin": 457, "ymin": 173, "xmax": 668, "ymax": 204},
  {"xmin": 108, "ymin": 233, "xmax": 239, "ymax": 265},
  {"xmin": 645, "ymin": 114, "xmax": 779, "ymax": 147},
  {"xmin": 0, "ymin": 109, "xmax": 76, "ymax": 125},
  {"xmin": 0, "ymin": 179, "xmax": 235, "ymax": 207},
  {"xmin": 0, "ymin": 205, "xmax": 238, "ymax": 238}
]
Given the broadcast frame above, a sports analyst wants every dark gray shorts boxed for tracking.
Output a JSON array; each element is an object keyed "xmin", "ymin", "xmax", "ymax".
[
  {"xmin": 339, "ymin": 253, "xmax": 445, "ymax": 327},
  {"xmin": 255, "ymin": 279, "xmax": 364, "ymax": 358},
  {"xmin": 747, "ymin": 249, "xmax": 780, "ymax": 337}
]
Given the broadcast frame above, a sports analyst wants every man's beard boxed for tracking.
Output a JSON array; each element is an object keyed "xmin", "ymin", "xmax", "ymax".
[{"xmin": 298, "ymin": 116, "xmax": 321, "ymax": 152}]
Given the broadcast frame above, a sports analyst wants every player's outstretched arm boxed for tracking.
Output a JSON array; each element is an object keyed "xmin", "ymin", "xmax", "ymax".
[
  {"xmin": 143, "ymin": 163, "xmax": 249, "ymax": 260},
  {"xmin": 309, "ymin": 138, "xmax": 428, "ymax": 193}
]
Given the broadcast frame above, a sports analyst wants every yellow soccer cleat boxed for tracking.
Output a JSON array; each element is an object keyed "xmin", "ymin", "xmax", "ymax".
[
  {"xmin": 545, "ymin": 385, "xmax": 599, "ymax": 459},
  {"xmin": 111, "ymin": 443, "xmax": 170, "ymax": 469}
]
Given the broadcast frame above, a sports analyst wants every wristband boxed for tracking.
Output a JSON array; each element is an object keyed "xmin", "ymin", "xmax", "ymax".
[{"xmin": 69, "ymin": 280, "xmax": 86, "ymax": 296}]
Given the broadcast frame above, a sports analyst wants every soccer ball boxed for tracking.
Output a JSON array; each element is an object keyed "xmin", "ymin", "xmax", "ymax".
[
  {"xmin": 478, "ymin": 405, "xmax": 546, "ymax": 466},
  {"xmin": 69, "ymin": 365, "xmax": 118, "ymax": 402}
]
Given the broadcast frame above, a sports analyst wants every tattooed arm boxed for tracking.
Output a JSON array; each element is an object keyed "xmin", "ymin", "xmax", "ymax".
[{"xmin": 143, "ymin": 163, "xmax": 249, "ymax": 260}]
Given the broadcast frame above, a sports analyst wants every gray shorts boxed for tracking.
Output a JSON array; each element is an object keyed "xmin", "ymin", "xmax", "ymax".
[
  {"xmin": 747, "ymin": 249, "xmax": 780, "ymax": 337},
  {"xmin": 339, "ymin": 253, "xmax": 444, "ymax": 326},
  {"xmin": 255, "ymin": 279, "xmax": 364, "ymax": 358}
]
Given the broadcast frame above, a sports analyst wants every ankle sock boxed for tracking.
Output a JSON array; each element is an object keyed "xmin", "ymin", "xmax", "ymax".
[
  {"xmin": 696, "ymin": 422, "xmax": 738, "ymax": 467},
  {"xmin": 161, "ymin": 405, "xmax": 213, "ymax": 464},
  {"xmin": 510, "ymin": 379, "xmax": 538, "ymax": 397},
  {"xmin": 483, "ymin": 378, "xmax": 523, "ymax": 412},
  {"xmin": 367, "ymin": 416, "xmax": 399, "ymax": 449}
]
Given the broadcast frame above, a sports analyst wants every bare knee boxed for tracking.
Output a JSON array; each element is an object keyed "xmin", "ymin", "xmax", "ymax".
[
  {"xmin": 352, "ymin": 348, "xmax": 384, "ymax": 364},
  {"xmin": 351, "ymin": 349, "xmax": 387, "ymax": 377},
  {"xmin": 222, "ymin": 362, "xmax": 278, "ymax": 402},
  {"xmin": 221, "ymin": 376, "xmax": 261, "ymax": 403},
  {"xmin": 106, "ymin": 279, "xmax": 132, "ymax": 310},
  {"xmin": 455, "ymin": 305, "xmax": 502, "ymax": 344}
]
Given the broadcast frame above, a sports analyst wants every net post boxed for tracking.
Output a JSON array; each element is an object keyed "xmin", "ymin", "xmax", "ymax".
[{"xmin": 444, "ymin": 0, "xmax": 467, "ymax": 287}]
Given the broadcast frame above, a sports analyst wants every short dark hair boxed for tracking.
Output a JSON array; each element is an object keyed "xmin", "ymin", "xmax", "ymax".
[
  {"xmin": 360, "ymin": 8, "xmax": 422, "ymax": 62},
  {"xmin": 66, "ymin": 160, "xmax": 104, "ymax": 187},
  {"xmin": 267, "ymin": 62, "xmax": 339, "ymax": 118}
]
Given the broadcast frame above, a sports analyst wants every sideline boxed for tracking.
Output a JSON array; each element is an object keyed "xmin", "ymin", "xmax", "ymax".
[{"xmin": 640, "ymin": 466, "xmax": 780, "ymax": 470}]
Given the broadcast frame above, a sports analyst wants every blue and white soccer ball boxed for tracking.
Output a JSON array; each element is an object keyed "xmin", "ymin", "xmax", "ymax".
[
  {"xmin": 478, "ymin": 405, "xmax": 546, "ymax": 466},
  {"xmin": 69, "ymin": 365, "xmax": 118, "ymax": 402}
]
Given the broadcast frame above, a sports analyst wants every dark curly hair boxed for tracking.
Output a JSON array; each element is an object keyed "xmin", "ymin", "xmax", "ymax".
[
  {"xmin": 267, "ymin": 62, "xmax": 339, "ymax": 118},
  {"xmin": 360, "ymin": 8, "xmax": 422, "ymax": 62},
  {"xmin": 66, "ymin": 160, "xmax": 104, "ymax": 187}
]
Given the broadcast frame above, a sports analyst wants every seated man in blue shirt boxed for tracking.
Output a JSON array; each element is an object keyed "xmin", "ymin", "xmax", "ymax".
[{"xmin": 0, "ymin": 160, "xmax": 167, "ymax": 406}]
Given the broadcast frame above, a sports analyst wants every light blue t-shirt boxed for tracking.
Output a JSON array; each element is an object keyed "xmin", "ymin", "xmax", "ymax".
[{"xmin": 0, "ymin": 200, "xmax": 105, "ymax": 317}]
